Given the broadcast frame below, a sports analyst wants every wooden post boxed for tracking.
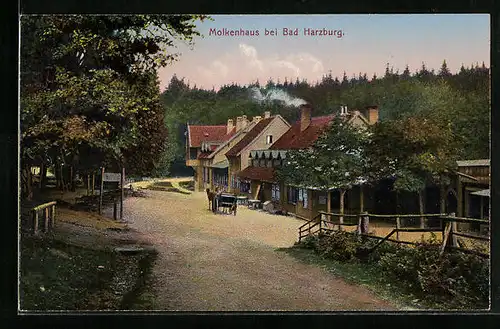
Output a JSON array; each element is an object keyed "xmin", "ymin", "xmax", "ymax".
[
  {"xmin": 92, "ymin": 173, "xmax": 95, "ymax": 195},
  {"xmin": 457, "ymin": 179, "xmax": 463, "ymax": 217},
  {"xmin": 87, "ymin": 174, "xmax": 90, "ymax": 196},
  {"xmin": 357, "ymin": 214, "xmax": 362, "ymax": 234},
  {"xmin": 360, "ymin": 212, "xmax": 369, "ymax": 234},
  {"xmin": 99, "ymin": 167, "xmax": 104, "ymax": 215},
  {"xmin": 396, "ymin": 216, "xmax": 401, "ymax": 241},
  {"xmin": 120, "ymin": 167, "xmax": 125, "ymax": 220},
  {"xmin": 33, "ymin": 211, "xmax": 39, "ymax": 234},
  {"xmin": 113, "ymin": 202, "xmax": 118, "ymax": 220},
  {"xmin": 70, "ymin": 165, "xmax": 73, "ymax": 191},
  {"xmin": 359, "ymin": 184, "xmax": 364, "ymax": 213},
  {"xmin": 339, "ymin": 189, "xmax": 345, "ymax": 231},
  {"xmin": 44, "ymin": 207, "xmax": 49, "ymax": 232},
  {"xmin": 448, "ymin": 212, "xmax": 458, "ymax": 248},
  {"xmin": 51, "ymin": 205, "xmax": 56, "ymax": 228},
  {"xmin": 418, "ymin": 190, "xmax": 425, "ymax": 228}
]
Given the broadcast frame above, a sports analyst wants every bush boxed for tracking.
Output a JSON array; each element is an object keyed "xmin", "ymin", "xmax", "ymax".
[
  {"xmin": 295, "ymin": 235, "xmax": 319, "ymax": 249},
  {"xmin": 377, "ymin": 236, "xmax": 489, "ymax": 308},
  {"xmin": 300, "ymin": 231, "xmax": 489, "ymax": 308},
  {"xmin": 316, "ymin": 231, "xmax": 361, "ymax": 262}
]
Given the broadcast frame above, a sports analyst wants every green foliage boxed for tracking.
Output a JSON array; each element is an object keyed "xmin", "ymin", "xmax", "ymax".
[
  {"xmin": 297, "ymin": 231, "xmax": 489, "ymax": 308},
  {"xmin": 21, "ymin": 15, "xmax": 206, "ymax": 185},
  {"xmin": 316, "ymin": 231, "xmax": 361, "ymax": 262},
  {"xmin": 366, "ymin": 115, "xmax": 459, "ymax": 192},
  {"xmin": 276, "ymin": 116, "xmax": 368, "ymax": 190}
]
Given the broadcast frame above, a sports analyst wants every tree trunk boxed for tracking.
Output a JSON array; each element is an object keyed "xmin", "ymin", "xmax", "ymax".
[
  {"xmin": 339, "ymin": 188, "xmax": 346, "ymax": 231},
  {"xmin": 40, "ymin": 163, "xmax": 48, "ymax": 190},
  {"xmin": 419, "ymin": 190, "xmax": 425, "ymax": 228},
  {"xmin": 70, "ymin": 166, "xmax": 75, "ymax": 192},
  {"xmin": 21, "ymin": 166, "xmax": 33, "ymax": 200}
]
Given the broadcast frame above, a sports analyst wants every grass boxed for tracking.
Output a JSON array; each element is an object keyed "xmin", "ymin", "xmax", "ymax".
[
  {"xmin": 276, "ymin": 245, "xmax": 446, "ymax": 311},
  {"xmin": 19, "ymin": 235, "xmax": 157, "ymax": 311}
]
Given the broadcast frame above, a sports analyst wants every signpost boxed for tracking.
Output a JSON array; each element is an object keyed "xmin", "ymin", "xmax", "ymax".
[{"xmin": 98, "ymin": 167, "xmax": 125, "ymax": 220}]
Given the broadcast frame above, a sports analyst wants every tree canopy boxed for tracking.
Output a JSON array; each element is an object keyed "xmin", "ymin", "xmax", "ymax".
[{"xmin": 21, "ymin": 15, "xmax": 207, "ymax": 178}]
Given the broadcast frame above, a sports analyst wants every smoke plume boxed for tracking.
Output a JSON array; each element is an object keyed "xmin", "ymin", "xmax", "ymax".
[{"xmin": 250, "ymin": 87, "xmax": 306, "ymax": 107}]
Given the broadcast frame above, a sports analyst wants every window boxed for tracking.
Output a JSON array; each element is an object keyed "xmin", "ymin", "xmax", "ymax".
[
  {"xmin": 240, "ymin": 180, "xmax": 251, "ymax": 193},
  {"xmin": 298, "ymin": 188, "xmax": 304, "ymax": 202},
  {"xmin": 271, "ymin": 184, "xmax": 280, "ymax": 201},
  {"xmin": 303, "ymin": 189, "xmax": 309, "ymax": 208},
  {"xmin": 318, "ymin": 193, "xmax": 327, "ymax": 205},
  {"xmin": 273, "ymin": 159, "xmax": 282, "ymax": 167},
  {"xmin": 266, "ymin": 159, "xmax": 273, "ymax": 168},
  {"xmin": 287, "ymin": 186, "xmax": 298, "ymax": 204},
  {"xmin": 189, "ymin": 148, "xmax": 198, "ymax": 160},
  {"xmin": 266, "ymin": 135, "xmax": 273, "ymax": 144},
  {"xmin": 259, "ymin": 159, "xmax": 266, "ymax": 167}
]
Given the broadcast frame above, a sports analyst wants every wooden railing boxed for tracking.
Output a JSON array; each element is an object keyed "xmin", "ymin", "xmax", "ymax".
[
  {"xmin": 31, "ymin": 201, "xmax": 56, "ymax": 234},
  {"xmin": 298, "ymin": 211, "xmax": 490, "ymax": 258}
]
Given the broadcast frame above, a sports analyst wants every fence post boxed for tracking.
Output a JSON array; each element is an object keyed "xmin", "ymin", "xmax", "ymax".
[
  {"xmin": 33, "ymin": 210, "xmax": 39, "ymax": 235},
  {"xmin": 360, "ymin": 212, "xmax": 369, "ymax": 234},
  {"xmin": 396, "ymin": 216, "xmax": 401, "ymax": 241},
  {"xmin": 44, "ymin": 207, "xmax": 49, "ymax": 232},
  {"xmin": 51, "ymin": 205, "xmax": 56, "ymax": 228},
  {"xmin": 450, "ymin": 213, "xmax": 458, "ymax": 248},
  {"xmin": 357, "ymin": 214, "xmax": 362, "ymax": 234},
  {"xmin": 446, "ymin": 212, "xmax": 458, "ymax": 248}
]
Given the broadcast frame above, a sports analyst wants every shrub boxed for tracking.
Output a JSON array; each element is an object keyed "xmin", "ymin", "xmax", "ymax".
[
  {"xmin": 377, "ymin": 235, "xmax": 489, "ymax": 308},
  {"xmin": 316, "ymin": 231, "xmax": 361, "ymax": 262},
  {"xmin": 296, "ymin": 235, "xmax": 319, "ymax": 250}
]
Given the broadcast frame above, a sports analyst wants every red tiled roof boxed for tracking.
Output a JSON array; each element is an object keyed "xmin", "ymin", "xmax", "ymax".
[
  {"xmin": 270, "ymin": 115, "xmax": 334, "ymax": 150},
  {"xmin": 226, "ymin": 117, "xmax": 274, "ymax": 157},
  {"xmin": 238, "ymin": 166, "xmax": 276, "ymax": 182},
  {"xmin": 188, "ymin": 125, "xmax": 235, "ymax": 147}
]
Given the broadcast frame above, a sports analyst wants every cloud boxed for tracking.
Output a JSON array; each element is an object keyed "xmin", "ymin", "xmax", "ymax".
[
  {"xmin": 198, "ymin": 60, "xmax": 229, "ymax": 79},
  {"xmin": 184, "ymin": 43, "xmax": 326, "ymax": 89},
  {"xmin": 238, "ymin": 43, "xmax": 264, "ymax": 71}
]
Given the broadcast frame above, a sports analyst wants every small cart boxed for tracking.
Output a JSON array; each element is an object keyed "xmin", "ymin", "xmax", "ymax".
[{"xmin": 216, "ymin": 193, "xmax": 237, "ymax": 215}]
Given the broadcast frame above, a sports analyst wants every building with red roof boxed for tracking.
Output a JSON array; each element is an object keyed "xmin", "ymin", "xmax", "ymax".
[
  {"xmin": 186, "ymin": 111, "xmax": 289, "ymax": 192},
  {"xmin": 237, "ymin": 103, "xmax": 379, "ymax": 219}
]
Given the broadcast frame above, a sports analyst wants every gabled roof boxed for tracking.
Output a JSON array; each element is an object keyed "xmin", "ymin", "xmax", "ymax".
[
  {"xmin": 270, "ymin": 114, "xmax": 335, "ymax": 150},
  {"xmin": 225, "ymin": 117, "xmax": 274, "ymax": 157},
  {"xmin": 238, "ymin": 166, "xmax": 276, "ymax": 182},
  {"xmin": 187, "ymin": 124, "xmax": 235, "ymax": 148},
  {"xmin": 207, "ymin": 121, "xmax": 257, "ymax": 159}
]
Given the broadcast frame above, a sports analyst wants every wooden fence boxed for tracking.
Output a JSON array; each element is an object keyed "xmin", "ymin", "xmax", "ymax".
[
  {"xmin": 31, "ymin": 201, "xmax": 56, "ymax": 234},
  {"xmin": 298, "ymin": 211, "xmax": 490, "ymax": 258}
]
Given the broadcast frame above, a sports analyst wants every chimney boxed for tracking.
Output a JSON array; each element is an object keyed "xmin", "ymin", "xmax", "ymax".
[
  {"xmin": 227, "ymin": 118, "xmax": 234, "ymax": 134},
  {"xmin": 300, "ymin": 103, "xmax": 312, "ymax": 132},
  {"xmin": 366, "ymin": 106, "xmax": 379, "ymax": 124},
  {"xmin": 252, "ymin": 115, "xmax": 262, "ymax": 123},
  {"xmin": 241, "ymin": 115, "xmax": 249, "ymax": 130},
  {"xmin": 236, "ymin": 116, "xmax": 243, "ymax": 132},
  {"xmin": 264, "ymin": 111, "xmax": 271, "ymax": 119}
]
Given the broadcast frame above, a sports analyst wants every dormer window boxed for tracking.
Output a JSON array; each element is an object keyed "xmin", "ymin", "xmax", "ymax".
[{"xmin": 266, "ymin": 135, "xmax": 273, "ymax": 144}]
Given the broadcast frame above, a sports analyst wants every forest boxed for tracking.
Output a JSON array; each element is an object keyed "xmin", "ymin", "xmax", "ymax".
[{"xmin": 160, "ymin": 61, "xmax": 490, "ymax": 176}]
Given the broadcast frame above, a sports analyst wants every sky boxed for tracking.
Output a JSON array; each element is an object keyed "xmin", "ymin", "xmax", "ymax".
[{"xmin": 157, "ymin": 14, "xmax": 490, "ymax": 91}]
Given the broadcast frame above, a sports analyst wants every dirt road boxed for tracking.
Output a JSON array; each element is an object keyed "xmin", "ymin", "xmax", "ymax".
[{"xmin": 124, "ymin": 190, "xmax": 396, "ymax": 311}]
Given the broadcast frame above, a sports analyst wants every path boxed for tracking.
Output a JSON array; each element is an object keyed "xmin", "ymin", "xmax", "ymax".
[{"xmin": 124, "ymin": 190, "xmax": 397, "ymax": 311}]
